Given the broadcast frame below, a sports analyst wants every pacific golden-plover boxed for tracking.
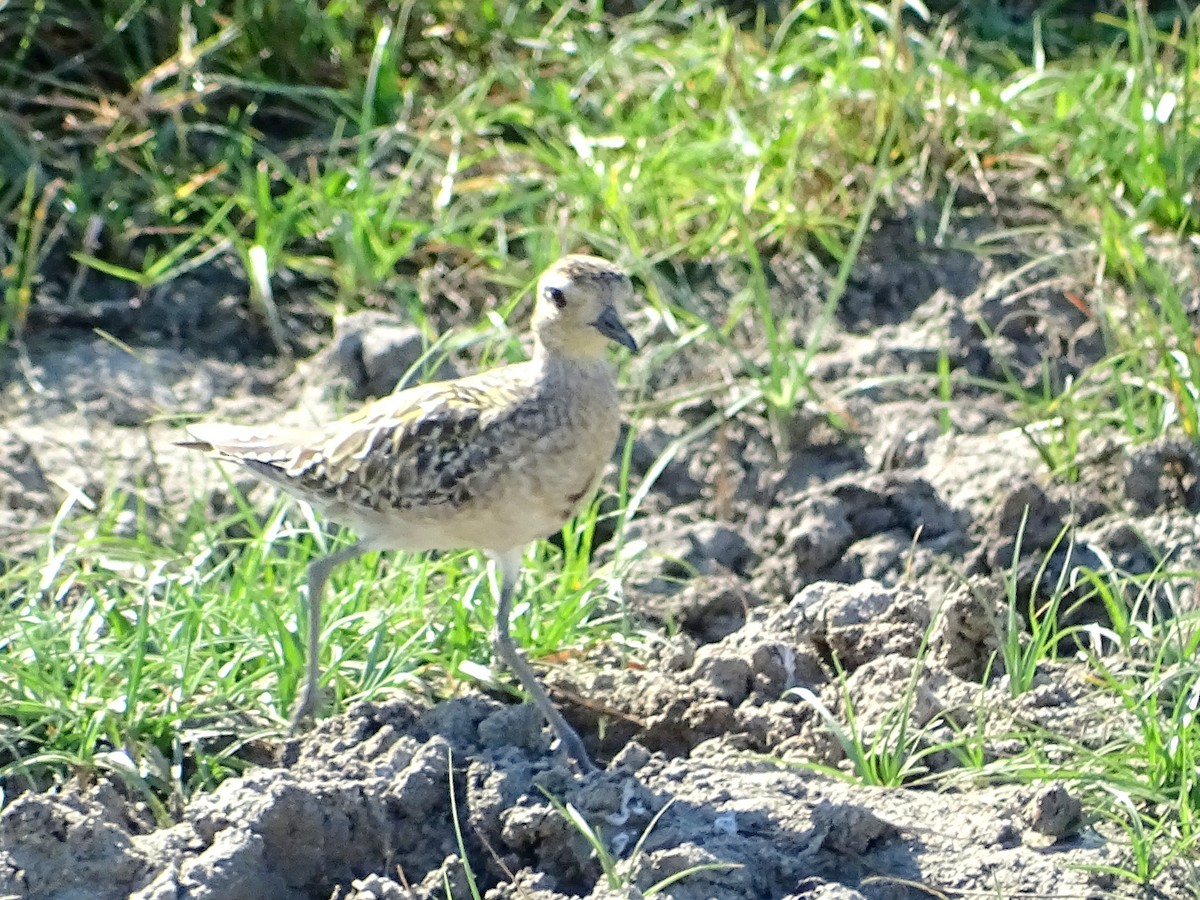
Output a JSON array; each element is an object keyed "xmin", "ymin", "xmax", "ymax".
[{"xmin": 181, "ymin": 254, "xmax": 637, "ymax": 773}]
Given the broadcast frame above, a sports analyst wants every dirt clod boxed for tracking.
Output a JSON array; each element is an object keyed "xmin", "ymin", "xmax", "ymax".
[{"xmin": 1025, "ymin": 782, "xmax": 1084, "ymax": 839}]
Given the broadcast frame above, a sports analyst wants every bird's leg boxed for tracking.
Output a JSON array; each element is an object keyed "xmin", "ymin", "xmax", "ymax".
[
  {"xmin": 290, "ymin": 541, "xmax": 367, "ymax": 730},
  {"xmin": 490, "ymin": 550, "xmax": 597, "ymax": 774}
]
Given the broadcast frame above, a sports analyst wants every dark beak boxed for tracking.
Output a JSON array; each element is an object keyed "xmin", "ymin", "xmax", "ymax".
[{"xmin": 592, "ymin": 305, "xmax": 638, "ymax": 352}]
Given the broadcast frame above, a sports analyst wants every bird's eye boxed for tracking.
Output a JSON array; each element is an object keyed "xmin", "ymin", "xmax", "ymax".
[{"xmin": 545, "ymin": 286, "xmax": 567, "ymax": 309}]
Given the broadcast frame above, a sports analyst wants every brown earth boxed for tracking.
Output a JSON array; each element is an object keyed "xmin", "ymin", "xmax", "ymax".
[{"xmin": 2, "ymin": 201, "xmax": 1198, "ymax": 898}]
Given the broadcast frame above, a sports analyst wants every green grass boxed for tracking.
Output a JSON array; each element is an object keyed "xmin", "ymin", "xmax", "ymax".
[
  {"xmin": 3, "ymin": 0, "xmax": 1200, "ymax": 890},
  {"xmin": 8, "ymin": 2, "xmax": 1195, "ymax": 305}
]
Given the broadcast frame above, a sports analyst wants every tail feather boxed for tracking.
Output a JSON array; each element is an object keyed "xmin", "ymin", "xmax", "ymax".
[{"xmin": 178, "ymin": 422, "xmax": 304, "ymax": 463}]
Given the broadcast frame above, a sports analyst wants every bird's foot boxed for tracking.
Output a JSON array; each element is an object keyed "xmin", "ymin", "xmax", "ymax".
[
  {"xmin": 550, "ymin": 716, "xmax": 599, "ymax": 775},
  {"xmin": 287, "ymin": 683, "xmax": 324, "ymax": 733}
]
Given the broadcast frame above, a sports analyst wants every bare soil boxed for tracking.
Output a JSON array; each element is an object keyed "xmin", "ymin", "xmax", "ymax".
[{"xmin": 2, "ymin": 202, "xmax": 1198, "ymax": 898}]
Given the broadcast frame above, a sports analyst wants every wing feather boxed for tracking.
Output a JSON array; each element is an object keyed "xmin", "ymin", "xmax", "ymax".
[{"xmin": 185, "ymin": 363, "xmax": 546, "ymax": 514}]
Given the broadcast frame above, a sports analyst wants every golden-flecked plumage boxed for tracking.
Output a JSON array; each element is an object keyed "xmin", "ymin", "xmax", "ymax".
[{"xmin": 181, "ymin": 254, "xmax": 638, "ymax": 773}]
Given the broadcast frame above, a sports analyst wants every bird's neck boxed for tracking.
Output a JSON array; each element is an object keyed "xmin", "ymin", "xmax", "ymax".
[{"xmin": 532, "ymin": 340, "xmax": 611, "ymax": 372}]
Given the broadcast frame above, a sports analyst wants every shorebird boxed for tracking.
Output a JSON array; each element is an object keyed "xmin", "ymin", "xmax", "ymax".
[{"xmin": 181, "ymin": 254, "xmax": 637, "ymax": 773}]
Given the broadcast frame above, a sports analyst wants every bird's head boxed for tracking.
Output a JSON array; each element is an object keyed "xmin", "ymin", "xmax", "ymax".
[{"xmin": 531, "ymin": 254, "xmax": 638, "ymax": 359}]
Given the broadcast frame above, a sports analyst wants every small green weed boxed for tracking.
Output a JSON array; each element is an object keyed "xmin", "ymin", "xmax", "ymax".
[{"xmin": 543, "ymin": 792, "xmax": 742, "ymax": 896}]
